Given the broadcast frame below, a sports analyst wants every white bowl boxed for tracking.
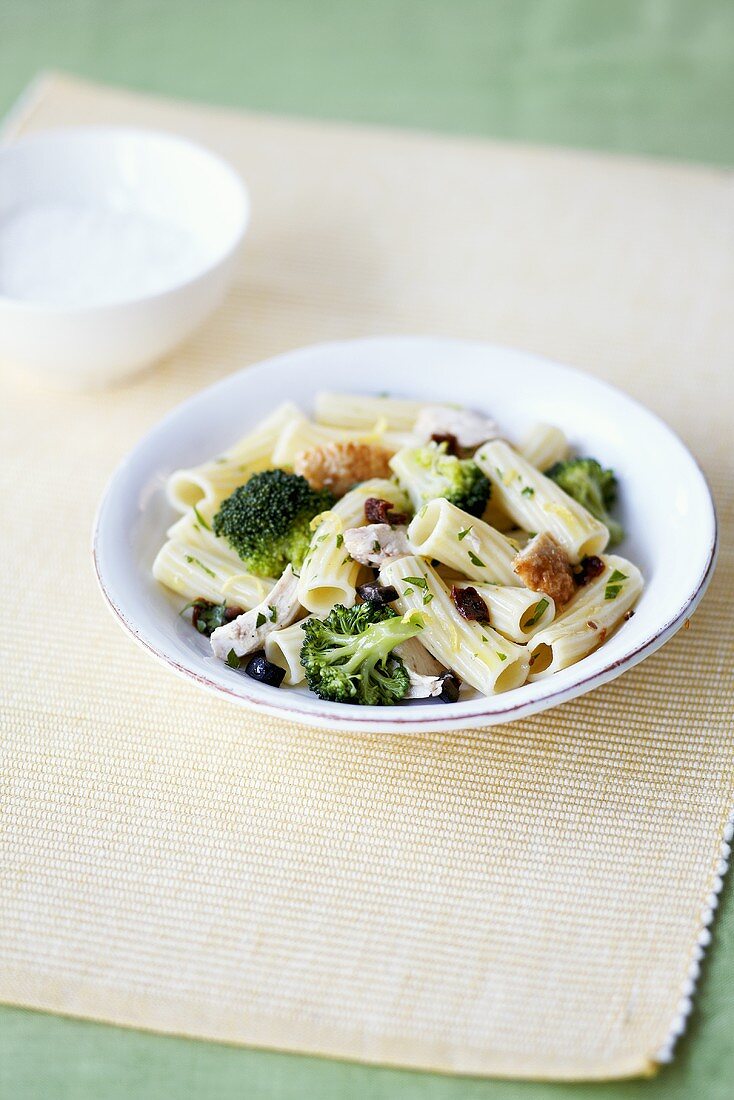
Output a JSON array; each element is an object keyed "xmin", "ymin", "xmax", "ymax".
[
  {"xmin": 93, "ymin": 337, "xmax": 717, "ymax": 734},
  {"xmin": 0, "ymin": 126, "xmax": 249, "ymax": 387}
]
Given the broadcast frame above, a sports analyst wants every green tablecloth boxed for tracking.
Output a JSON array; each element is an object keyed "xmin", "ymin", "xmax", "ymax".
[{"xmin": 1, "ymin": 2, "xmax": 732, "ymax": 1098}]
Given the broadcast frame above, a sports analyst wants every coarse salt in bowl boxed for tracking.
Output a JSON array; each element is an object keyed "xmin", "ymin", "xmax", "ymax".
[{"xmin": 0, "ymin": 126, "xmax": 250, "ymax": 388}]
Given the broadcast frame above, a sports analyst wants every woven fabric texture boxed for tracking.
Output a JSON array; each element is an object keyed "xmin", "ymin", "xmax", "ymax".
[{"xmin": 0, "ymin": 74, "xmax": 732, "ymax": 1081}]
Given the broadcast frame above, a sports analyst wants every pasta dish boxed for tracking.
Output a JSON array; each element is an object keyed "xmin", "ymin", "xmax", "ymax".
[{"xmin": 153, "ymin": 393, "xmax": 642, "ymax": 706}]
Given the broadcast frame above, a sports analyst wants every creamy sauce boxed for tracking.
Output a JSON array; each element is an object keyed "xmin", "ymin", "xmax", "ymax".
[{"xmin": 0, "ymin": 201, "xmax": 207, "ymax": 307}]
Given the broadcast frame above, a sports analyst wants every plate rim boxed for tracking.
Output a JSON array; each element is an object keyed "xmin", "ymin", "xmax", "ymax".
[{"xmin": 92, "ymin": 335, "xmax": 719, "ymax": 734}]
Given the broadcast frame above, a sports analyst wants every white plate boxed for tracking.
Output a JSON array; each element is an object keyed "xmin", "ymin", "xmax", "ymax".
[{"xmin": 93, "ymin": 337, "xmax": 717, "ymax": 733}]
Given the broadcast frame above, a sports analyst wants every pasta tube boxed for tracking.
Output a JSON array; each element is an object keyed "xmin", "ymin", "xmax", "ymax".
[
  {"xmin": 527, "ymin": 555, "xmax": 643, "ymax": 679},
  {"xmin": 272, "ymin": 414, "xmax": 410, "ymax": 467},
  {"xmin": 314, "ymin": 391, "xmax": 428, "ymax": 432},
  {"xmin": 152, "ymin": 539, "xmax": 274, "ymax": 608},
  {"xmin": 450, "ymin": 581, "xmax": 555, "ymax": 643},
  {"xmin": 519, "ymin": 422, "xmax": 570, "ymax": 471},
  {"xmin": 297, "ymin": 478, "xmax": 409, "ymax": 615},
  {"xmin": 166, "ymin": 402, "xmax": 300, "ymax": 513},
  {"xmin": 264, "ymin": 617, "xmax": 312, "ymax": 685},
  {"xmin": 408, "ymin": 498, "xmax": 519, "ymax": 586},
  {"xmin": 380, "ymin": 556, "xmax": 530, "ymax": 694},
  {"xmin": 474, "ymin": 440, "xmax": 609, "ymax": 561}
]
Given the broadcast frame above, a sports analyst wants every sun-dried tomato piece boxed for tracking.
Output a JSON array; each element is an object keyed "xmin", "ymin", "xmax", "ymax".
[
  {"xmin": 575, "ymin": 555, "xmax": 605, "ymax": 586},
  {"xmin": 430, "ymin": 432, "xmax": 460, "ymax": 455},
  {"xmin": 364, "ymin": 497, "xmax": 408, "ymax": 526},
  {"xmin": 450, "ymin": 585, "xmax": 489, "ymax": 622}
]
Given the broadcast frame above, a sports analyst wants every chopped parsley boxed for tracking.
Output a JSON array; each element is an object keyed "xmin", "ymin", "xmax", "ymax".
[
  {"xmin": 525, "ymin": 597, "xmax": 549, "ymax": 628},
  {"xmin": 184, "ymin": 554, "xmax": 215, "ymax": 578},
  {"xmin": 458, "ymin": 526, "xmax": 473, "ymax": 541},
  {"xmin": 372, "ymin": 540, "xmax": 381, "ymax": 554},
  {"xmin": 403, "ymin": 575, "xmax": 428, "ymax": 590},
  {"xmin": 467, "ymin": 550, "xmax": 486, "ymax": 568},
  {"xmin": 341, "ymin": 554, "xmax": 352, "ymax": 565},
  {"xmin": 604, "ymin": 569, "xmax": 628, "ymax": 600},
  {"xmin": 496, "ymin": 652, "xmax": 508, "ymax": 662},
  {"xmin": 193, "ymin": 505, "xmax": 211, "ymax": 530},
  {"xmin": 226, "ymin": 649, "xmax": 242, "ymax": 669},
  {"xmin": 336, "ymin": 532, "xmax": 344, "ymax": 548},
  {"xmin": 521, "ymin": 486, "xmax": 535, "ymax": 498},
  {"xmin": 268, "ymin": 605, "xmax": 277, "ymax": 623},
  {"xmin": 422, "ymin": 591, "xmax": 434, "ymax": 605},
  {"xmin": 256, "ymin": 612, "xmax": 267, "ymax": 628},
  {"xmin": 403, "ymin": 587, "xmax": 414, "ymax": 597}
]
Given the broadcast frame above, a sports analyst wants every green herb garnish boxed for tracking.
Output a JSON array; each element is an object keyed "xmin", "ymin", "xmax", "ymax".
[
  {"xmin": 193, "ymin": 505, "xmax": 211, "ymax": 530},
  {"xmin": 268, "ymin": 605, "xmax": 277, "ymax": 623},
  {"xmin": 185, "ymin": 554, "xmax": 215, "ymax": 578},
  {"xmin": 226, "ymin": 649, "xmax": 241, "ymax": 669},
  {"xmin": 496, "ymin": 652, "xmax": 508, "ymax": 662},
  {"xmin": 458, "ymin": 526, "xmax": 473, "ymax": 541},
  {"xmin": 525, "ymin": 597, "xmax": 549, "ymax": 628},
  {"xmin": 256, "ymin": 612, "xmax": 267, "ymax": 628},
  {"xmin": 467, "ymin": 550, "xmax": 486, "ymax": 568},
  {"xmin": 521, "ymin": 486, "xmax": 535, "ymax": 498},
  {"xmin": 336, "ymin": 533, "xmax": 344, "ymax": 548},
  {"xmin": 403, "ymin": 576, "xmax": 428, "ymax": 590},
  {"xmin": 604, "ymin": 569, "xmax": 628, "ymax": 600},
  {"xmin": 180, "ymin": 598, "xmax": 238, "ymax": 637}
]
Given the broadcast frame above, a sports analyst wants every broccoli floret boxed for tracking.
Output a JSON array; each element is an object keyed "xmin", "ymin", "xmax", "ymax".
[
  {"xmin": 390, "ymin": 442, "xmax": 490, "ymax": 517},
  {"xmin": 545, "ymin": 457, "xmax": 624, "ymax": 546},
  {"xmin": 301, "ymin": 603, "xmax": 423, "ymax": 705},
  {"xmin": 213, "ymin": 469, "xmax": 334, "ymax": 577}
]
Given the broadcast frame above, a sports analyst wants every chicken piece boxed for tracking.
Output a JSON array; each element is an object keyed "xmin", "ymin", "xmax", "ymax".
[
  {"xmin": 343, "ymin": 523, "xmax": 412, "ymax": 567},
  {"xmin": 414, "ymin": 405, "xmax": 498, "ymax": 450},
  {"xmin": 513, "ymin": 532, "xmax": 576, "ymax": 606},
  {"xmin": 294, "ymin": 440, "xmax": 392, "ymax": 497},
  {"xmin": 395, "ymin": 637, "xmax": 448, "ymax": 699},
  {"xmin": 210, "ymin": 565, "xmax": 302, "ymax": 660}
]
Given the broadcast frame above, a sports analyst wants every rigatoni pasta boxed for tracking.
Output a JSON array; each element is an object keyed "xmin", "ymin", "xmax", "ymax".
[
  {"xmin": 408, "ymin": 498, "xmax": 519, "ymax": 586},
  {"xmin": 527, "ymin": 555, "xmax": 643, "ymax": 679},
  {"xmin": 473, "ymin": 439, "xmax": 609, "ymax": 561},
  {"xmin": 264, "ymin": 617, "xmax": 312, "ymax": 685},
  {"xmin": 152, "ymin": 538, "xmax": 274, "ymax": 608},
  {"xmin": 314, "ymin": 391, "xmax": 427, "ymax": 432},
  {"xmin": 519, "ymin": 422, "xmax": 570, "ymax": 471}
]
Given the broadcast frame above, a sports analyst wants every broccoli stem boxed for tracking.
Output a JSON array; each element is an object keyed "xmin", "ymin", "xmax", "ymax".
[{"xmin": 323, "ymin": 616, "xmax": 422, "ymax": 675}]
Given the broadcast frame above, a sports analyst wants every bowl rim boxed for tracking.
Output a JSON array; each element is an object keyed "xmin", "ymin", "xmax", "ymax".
[
  {"xmin": 0, "ymin": 124, "xmax": 250, "ymax": 314},
  {"xmin": 92, "ymin": 335, "xmax": 719, "ymax": 734}
]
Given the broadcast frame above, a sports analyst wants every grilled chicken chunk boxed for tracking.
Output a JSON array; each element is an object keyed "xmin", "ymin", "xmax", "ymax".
[
  {"xmin": 294, "ymin": 441, "xmax": 392, "ymax": 497},
  {"xmin": 513, "ymin": 532, "xmax": 576, "ymax": 606},
  {"xmin": 414, "ymin": 405, "xmax": 498, "ymax": 450},
  {"xmin": 343, "ymin": 523, "xmax": 412, "ymax": 566},
  {"xmin": 210, "ymin": 565, "xmax": 302, "ymax": 660}
]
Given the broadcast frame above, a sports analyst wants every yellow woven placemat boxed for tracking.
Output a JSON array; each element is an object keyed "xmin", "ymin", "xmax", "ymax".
[{"xmin": 1, "ymin": 73, "xmax": 732, "ymax": 1081}]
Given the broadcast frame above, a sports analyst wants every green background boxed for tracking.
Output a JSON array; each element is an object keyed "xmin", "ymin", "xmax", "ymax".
[{"xmin": 1, "ymin": 1, "xmax": 732, "ymax": 1097}]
